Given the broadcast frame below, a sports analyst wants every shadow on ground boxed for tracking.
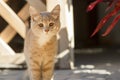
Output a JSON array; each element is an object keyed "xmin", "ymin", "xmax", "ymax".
[{"xmin": 1, "ymin": 48, "xmax": 120, "ymax": 80}]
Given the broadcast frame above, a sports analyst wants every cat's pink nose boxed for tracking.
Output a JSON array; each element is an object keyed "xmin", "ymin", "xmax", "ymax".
[{"xmin": 45, "ymin": 29, "xmax": 49, "ymax": 32}]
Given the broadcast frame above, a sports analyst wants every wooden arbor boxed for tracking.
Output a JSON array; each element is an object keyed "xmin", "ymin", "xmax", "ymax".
[
  {"xmin": 0, "ymin": 0, "xmax": 28, "ymax": 68},
  {"xmin": 0, "ymin": 0, "xmax": 74, "ymax": 69}
]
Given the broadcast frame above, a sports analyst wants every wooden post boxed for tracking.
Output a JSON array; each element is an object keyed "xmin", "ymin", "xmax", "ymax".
[
  {"xmin": 66, "ymin": 0, "xmax": 75, "ymax": 69},
  {"xmin": 46, "ymin": 0, "xmax": 75, "ymax": 69},
  {"xmin": 26, "ymin": 0, "xmax": 46, "ymax": 12}
]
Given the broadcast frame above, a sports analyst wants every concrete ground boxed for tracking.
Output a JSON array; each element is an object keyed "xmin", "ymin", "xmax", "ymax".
[{"xmin": 0, "ymin": 48, "xmax": 120, "ymax": 80}]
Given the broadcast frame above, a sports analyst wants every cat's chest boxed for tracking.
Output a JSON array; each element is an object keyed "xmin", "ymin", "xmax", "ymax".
[{"xmin": 37, "ymin": 33, "xmax": 51, "ymax": 46}]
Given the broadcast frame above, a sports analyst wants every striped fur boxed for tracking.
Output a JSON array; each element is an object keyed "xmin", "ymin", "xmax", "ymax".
[{"xmin": 24, "ymin": 5, "xmax": 60, "ymax": 80}]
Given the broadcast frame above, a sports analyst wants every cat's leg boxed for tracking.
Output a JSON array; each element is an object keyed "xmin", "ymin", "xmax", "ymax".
[
  {"xmin": 42, "ymin": 59, "xmax": 55, "ymax": 80},
  {"xmin": 28, "ymin": 59, "xmax": 42, "ymax": 80}
]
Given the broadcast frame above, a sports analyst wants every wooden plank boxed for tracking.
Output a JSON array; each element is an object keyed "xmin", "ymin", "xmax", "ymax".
[
  {"xmin": 0, "ymin": 3, "xmax": 29, "ymax": 43},
  {"xmin": 0, "ymin": 38, "xmax": 15, "ymax": 55},
  {"xmin": 3, "ymin": 0, "xmax": 9, "ymax": 2},
  {"xmin": 0, "ymin": 26, "xmax": 16, "ymax": 43},
  {"xmin": 0, "ymin": 0, "xmax": 26, "ymax": 38},
  {"xmin": 27, "ymin": 0, "xmax": 46, "ymax": 12},
  {"xmin": 0, "ymin": 53, "xmax": 25, "ymax": 64},
  {"xmin": 0, "ymin": 53, "xmax": 25, "ymax": 68},
  {"xmin": 0, "ymin": 64, "xmax": 24, "ymax": 68},
  {"xmin": 17, "ymin": 3, "xmax": 29, "ymax": 21},
  {"xmin": 0, "ymin": 0, "xmax": 16, "ymax": 43}
]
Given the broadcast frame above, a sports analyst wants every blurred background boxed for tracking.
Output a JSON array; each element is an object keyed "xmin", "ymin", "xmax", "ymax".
[{"xmin": 0, "ymin": 0, "xmax": 120, "ymax": 80}]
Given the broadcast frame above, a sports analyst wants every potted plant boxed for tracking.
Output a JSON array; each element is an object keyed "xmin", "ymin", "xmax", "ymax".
[{"xmin": 87, "ymin": 0, "xmax": 120, "ymax": 37}]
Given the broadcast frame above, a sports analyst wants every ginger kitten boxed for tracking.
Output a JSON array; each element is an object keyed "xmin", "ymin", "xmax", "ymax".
[{"xmin": 24, "ymin": 5, "xmax": 60, "ymax": 80}]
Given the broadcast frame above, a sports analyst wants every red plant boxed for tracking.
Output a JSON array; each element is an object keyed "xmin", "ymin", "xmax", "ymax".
[{"xmin": 87, "ymin": 0, "xmax": 120, "ymax": 37}]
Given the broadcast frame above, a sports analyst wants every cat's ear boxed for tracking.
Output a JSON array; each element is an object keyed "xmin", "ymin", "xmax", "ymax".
[
  {"xmin": 29, "ymin": 6, "xmax": 40, "ymax": 21},
  {"xmin": 51, "ymin": 5, "xmax": 60, "ymax": 19}
]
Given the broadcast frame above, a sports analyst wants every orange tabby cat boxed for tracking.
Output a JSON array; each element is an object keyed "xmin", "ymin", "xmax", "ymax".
[{"xmin": 24, "ymin": 5, "xmax": 60, "ymax": 80}]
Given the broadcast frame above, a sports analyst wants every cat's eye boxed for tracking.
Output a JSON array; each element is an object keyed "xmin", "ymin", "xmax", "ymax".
[
  {"xmin": 49, "ymin": 22, "xmax": 54, "ymax": 27},
  {"xmin": 38, "ymin": 23, "xmax": 44, "ymax": 27}
]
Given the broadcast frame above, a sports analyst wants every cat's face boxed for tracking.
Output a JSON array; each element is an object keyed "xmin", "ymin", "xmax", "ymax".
[{"xmin": 29, "ymin": 5, "xmax": 60, "ymax": 37}]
